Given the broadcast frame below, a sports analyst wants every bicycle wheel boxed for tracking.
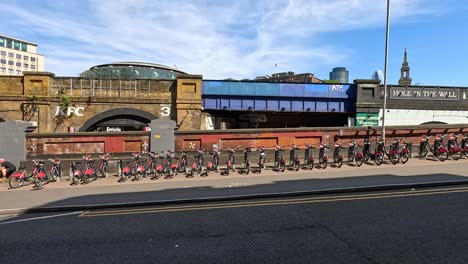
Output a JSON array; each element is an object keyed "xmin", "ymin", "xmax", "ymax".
[
  {"xmin": 401, "ymin": 152, "xmax": 409, "ymax": 164},
  {"xmin": 179, "ymin": 163, "xmax": 186, "ymax": 174},
  {"xmin": 9, "ymin": 176, "xmax": 24, "ymax": 189},
  {"xmin": 281, "ymin": 162, "xmax": 286, "ymax": 172},
  {"xmin": 135, "ymin": 171, "xmax": 143, "ymax": 180},
  {"xmin": 73, "ymin": 174, "xmax": 83, "ymax": 185},
  {"xmin": 34, "ymin": 176, "xmax": 47, "ymax": 187},
  {"xmin": 356, "ymin": 156, "xmax": 363, "ymax": 167},
  {"xmin": 122, "ymin": 172, "xmax": 130, "ymax": 182},
  {"xmin": 320, "ymin": 158, "xmax": 328, "ymax": 169},
  {"xmin": 246, "ymin": 163, "xmax": 250, "ymax": 175},
  {"xmin": 451, "ymin": 150, "xmax": 462, "ymax": 160},
  {"xmin": 84, "ymin": 174, "xmax": 93, "ymax": 184},
  {"xmin": 364, "ymin": 153, "xmax": 370, "ymax": 162},
  {"xmin": 389, "ymin": 153, "xmax": 400, "ymax": 165},
  {"xmin": 420, "ymin": 146, "xmax": 428, "ymax": 158},
  {"xmin": 375, "ymin": 152, "xmax": 384, "ymax": 166},
  {"xmin": 96, "ymin": 170, "xmax": 105, "ymax": 178},
  {"xmin": 436, "ymin": 150, "xmax": 448, "ymax": 161},
  {"xmin": 336, "ymin": 159, "xmax": 342, "ymax": 168},
  {"xmin": 309, "ymin": 159, "xmax": 314, "ymax": 170},
  {"xmin": 51, "ymin": 168, "xmax": 59, "ymax": 182},
  {"xmin": 90, "ymin": 172, "xmax": 98, "ymax": 182}
]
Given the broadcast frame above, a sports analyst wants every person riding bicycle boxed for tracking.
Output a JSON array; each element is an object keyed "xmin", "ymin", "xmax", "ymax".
[{"xmin": 0, "ymin": 158, "xmax": 16, "ymax": 178}]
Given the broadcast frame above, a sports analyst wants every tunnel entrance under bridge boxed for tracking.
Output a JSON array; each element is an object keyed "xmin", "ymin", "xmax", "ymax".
[{"xmin": 78, "ymin": 108, "xmax": 157, "ymax": 132}]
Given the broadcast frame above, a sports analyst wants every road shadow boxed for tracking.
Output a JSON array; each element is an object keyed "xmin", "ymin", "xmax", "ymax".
[{"xmin": 3, "ymin": 169, "xmax": 467, "ymax": 219}]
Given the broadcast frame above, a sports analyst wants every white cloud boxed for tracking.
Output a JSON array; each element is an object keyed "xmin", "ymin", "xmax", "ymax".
[{"xmin": 1, "ymin": 0, "xmax": 437, "ymax": 79}]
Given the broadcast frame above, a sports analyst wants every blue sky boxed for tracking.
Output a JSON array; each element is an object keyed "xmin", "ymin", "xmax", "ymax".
[{"xmin": 2, "ymin": 0, "xmax": 468, "ymax": 86}]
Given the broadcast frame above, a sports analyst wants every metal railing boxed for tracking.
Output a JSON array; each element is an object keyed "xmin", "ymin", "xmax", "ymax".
[{"xmin": 50, "ymin": 78, "xmax": 175, "ymax": 99}]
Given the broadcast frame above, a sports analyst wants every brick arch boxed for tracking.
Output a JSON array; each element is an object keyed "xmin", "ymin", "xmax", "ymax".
[{"xmin": 78, "ymin": 108, "xmax": 157, "ymax": 132}]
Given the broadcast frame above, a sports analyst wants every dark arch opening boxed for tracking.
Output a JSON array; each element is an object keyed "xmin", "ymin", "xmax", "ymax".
[
  {"xmin": 78, "ymin": 108, "xmax": 157, "ymax": 132},
  {"xmin": 420, "ymin": 121, "xmax": 447, "ymax": 125}
]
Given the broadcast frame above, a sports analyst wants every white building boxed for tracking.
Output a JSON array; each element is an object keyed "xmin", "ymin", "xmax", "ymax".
[{"xmin": 0, "ymin": 34, "xmax": 45, "ymax": 76}]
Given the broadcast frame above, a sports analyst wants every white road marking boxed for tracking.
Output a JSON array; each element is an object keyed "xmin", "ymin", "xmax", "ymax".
[
  {"xmin": 0, "ymin": 211, "xmax": 82, "ymax": 225},
  {"xmin": 0, "ymin": 214, "xmax": 17, "ymax": 221}
]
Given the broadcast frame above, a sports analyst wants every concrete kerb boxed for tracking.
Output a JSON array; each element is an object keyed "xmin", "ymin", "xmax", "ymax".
[{"xmin": 2, "ymin": 179, "xmax": 468, "ymax": 215}]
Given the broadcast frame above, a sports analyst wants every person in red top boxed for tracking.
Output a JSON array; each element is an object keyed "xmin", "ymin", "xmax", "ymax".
[{"xmin": 0, "ymin": 158, "xmax": 16, "ymax": 178}]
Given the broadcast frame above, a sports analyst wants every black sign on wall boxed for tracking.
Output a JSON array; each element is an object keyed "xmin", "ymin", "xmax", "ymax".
[{"xmin": 389, "ymin": 87, "xmax": 460, "ymax": 101}]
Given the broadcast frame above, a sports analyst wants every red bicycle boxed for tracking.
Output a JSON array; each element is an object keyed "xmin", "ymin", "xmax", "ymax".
[
  {"xmin": 289, "ymin": 144, "xmax": 301, "ymax": 171},
  {"xmin": 154, "ymin": 150, "xmax": 178, "ymax": 179},
  {"xmin": 274, "ymin": 145, "xmax": 286, "ymax": 172},
  {"xmin": 447, "ymin": 133, "xmax": 462, "ymax": 160},
  {"xmin": 258, "ymin": 146, "xmax": 266, "ymax": 173},
  {"xmin": 333, "ymin": 141, "xmax": 344, "ymax": 168},
  {"xmin": 304, "ymin": 143, "xmax": 315, "ymax": 170},
  {"xmin": 70, "ymin": 155, "xmax": 98, "ymax": 185},
  {"xmin": 225, "ymin": 147, "xmax": 236, "ymax": 175},
  {"xmin": 9, "ymin": 160, "xmax": 46, "ymax": 189},
  {"xmin": 318, "ymin": 142, "xmax": 329, "ymax": 169}
]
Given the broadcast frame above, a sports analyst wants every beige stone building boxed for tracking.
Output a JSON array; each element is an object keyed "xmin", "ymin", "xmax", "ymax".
[{"xmin": 0, "ymin": 34, "xmax": 45, "ymax": 76}]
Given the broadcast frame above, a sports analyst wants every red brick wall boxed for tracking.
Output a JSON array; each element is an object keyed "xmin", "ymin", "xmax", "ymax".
[
  {"xmin": 175, "ymin": 124, "xmax": 468, "ymax": 151},
  {"xmin": 27, "ymin": 132, "xmax": 150, "ymax": 157},
  {"xmin": 26, "ymin": 124, "xmax": 468, "ymax": 157}
]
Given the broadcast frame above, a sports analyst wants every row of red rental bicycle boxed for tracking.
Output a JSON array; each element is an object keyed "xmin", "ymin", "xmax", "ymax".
[
  {"xmin": 8, "ymin": 133, "xmax": 468, "ymax": 189},
  {"xmin": 418, "ymin": 133, "xmax": 468, "ymax": 161},
  {"xmin": 115, "ymin": 138, "xmax": 414, "ymax": 182},
  {"xmin": 8, "ymin": 153, "xmax": 111, "ymax": 189}
]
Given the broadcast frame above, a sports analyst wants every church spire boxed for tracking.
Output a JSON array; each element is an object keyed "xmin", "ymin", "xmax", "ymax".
[
  {"xmin": 403, "ymin": 48, "xmax": 408, "ymax": 65},
  {"xmin": 398, "ymin": 48, "xmax": 412, "ymax": 86}
]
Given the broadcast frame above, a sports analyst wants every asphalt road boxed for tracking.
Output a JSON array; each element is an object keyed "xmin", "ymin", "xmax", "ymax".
[
  {"xmin": 2, "ymin": 185, "xmax": 468, "ymax": 264},
  {"xmin": 3, "ymin": 158, "xmax": 468, "ymax": 212}
]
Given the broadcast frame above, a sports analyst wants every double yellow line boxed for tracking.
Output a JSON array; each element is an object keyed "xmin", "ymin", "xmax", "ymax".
[{"xmin": 80, "ymin": 185, "xmax": 468, "ymax": 217}]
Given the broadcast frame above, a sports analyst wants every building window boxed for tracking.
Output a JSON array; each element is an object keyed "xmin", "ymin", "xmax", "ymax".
[
  {"xmin": 16, "ymin": 62, "xmax": 21, "ymax": 67},
  {"xmin": 0, "ymin": 67, "xmax": 6, "ymax": 73},
  {"xmin": 21, "ymin": 43, "xmax": 27, "ymax": 51},
  {"xmin": 8, "ymin": 60, "xmax": 13, "ymax": 66},
  {"xmin": 31, "ymin": 57, "xmax": 36, "ymax": 62},
  {"xmin": 16, "ymin": 70, "xmax": 21, "ymax": 74},
  {"xmin": 31, "ymin": 65, "xmax": 36, "ymax": 70},
  {"xmin": 13, "ymin": 41, "xmax": 20, "ymax": 50},
  {"xmin": 362, "ymin": 87, "xmax": 375, "ymax": 97},
  {"xmin": 8, "ymin": 52, "xmax": 13, "ymax": 58},
  {"xmin": 0, "ymin": 59, "xmax": 5, "ymax": 64},
  {"xmin": 23, "ymin": 55, "xmax": 28, "ymax": 61},
  {"xmin": 24, "ymin": 63, "xmax": 29, "ymax": 68},
  {"xmin": 1, "ymin": 51, "xmax": 5, "ymax": 56},
  {"xmin": 6, "ymin": 39, "xmax": 12, "ymax": 48},
  {"xmin": 0, "ymin": 38, "xmax": 4, "ymax": 47},
  {"xmin": 8, "ymin": 68, "xmax": 13, "ymax": 74},
  {"xmin": 16, "ymin": 54, "xmax": 21, "ymax": 59}
]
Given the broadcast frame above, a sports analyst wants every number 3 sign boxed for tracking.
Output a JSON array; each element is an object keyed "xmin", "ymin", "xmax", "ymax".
[{"xmin": 160, "ymin": 104, "xmax": 171, "ymax": 117}]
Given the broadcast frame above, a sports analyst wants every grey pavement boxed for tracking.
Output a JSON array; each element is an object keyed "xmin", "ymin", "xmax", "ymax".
[{"xmin": 1, "ymin": 158, "xmax": 468, "ymax": 213}]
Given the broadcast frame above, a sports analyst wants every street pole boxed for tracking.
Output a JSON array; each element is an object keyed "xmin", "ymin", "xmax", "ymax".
[{"xmin": 382, "ymin": 0, "xmax": 390, "ymax": 142}]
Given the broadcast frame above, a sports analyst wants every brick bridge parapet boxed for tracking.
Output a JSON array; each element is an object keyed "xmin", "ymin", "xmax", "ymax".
[{"xmin": 0, "ymin": 72, "xmax": 203, "ymax": 133}]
